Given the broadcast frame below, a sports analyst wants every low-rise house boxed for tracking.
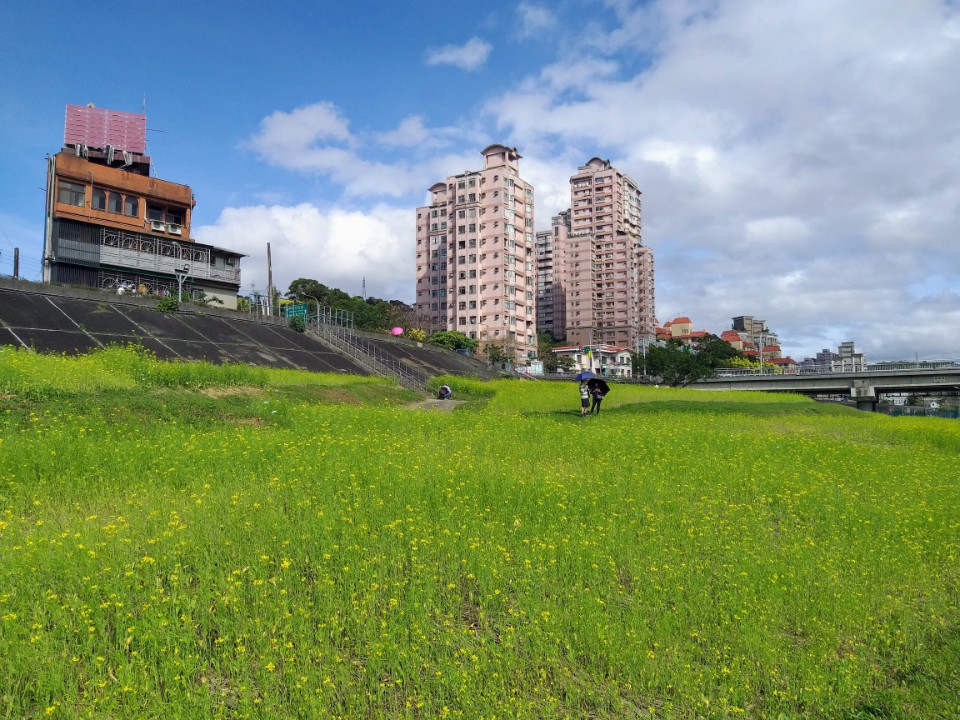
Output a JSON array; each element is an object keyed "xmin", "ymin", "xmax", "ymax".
[{"xmin": 553, "ymin": 344, "xmax": 633, "ymax": 377}]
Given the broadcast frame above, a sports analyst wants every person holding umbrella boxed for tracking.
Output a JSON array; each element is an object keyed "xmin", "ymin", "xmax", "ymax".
[
  {"xmin": 574, "ymin": 370, "xmax": 596, "ymax": 417},
  {"xmin": 588, "ymin": 378, "xmax": 610, "ymax": 415}
]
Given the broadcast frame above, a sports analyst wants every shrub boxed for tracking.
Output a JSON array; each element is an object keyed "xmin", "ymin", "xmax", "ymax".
[
  {"xmin": 289, "ymin": 315, "xmax": 307, "ymax": 333},
  {"xmin": 156, "ymin": 297, "xmax": 179, "ymax": 313}
]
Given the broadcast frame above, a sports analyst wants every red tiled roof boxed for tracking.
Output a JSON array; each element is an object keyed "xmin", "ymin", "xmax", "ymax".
[{"xmin": 672, "ymin": 316, "xmax": 691, "ymax": 323}]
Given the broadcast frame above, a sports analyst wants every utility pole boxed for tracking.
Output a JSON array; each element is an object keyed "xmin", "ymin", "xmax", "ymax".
[
  {"xmin": 13, "ymin": 248, "xmax": 18, "ymax": 279},
  {"xmin": 266, "ymin": 242, "xmax": 274, "ymax": 317}
]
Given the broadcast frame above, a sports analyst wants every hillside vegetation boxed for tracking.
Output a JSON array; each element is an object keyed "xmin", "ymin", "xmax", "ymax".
[{"xmin": 1, "ymin": 345, "xmax": 958, "ymax": 719}]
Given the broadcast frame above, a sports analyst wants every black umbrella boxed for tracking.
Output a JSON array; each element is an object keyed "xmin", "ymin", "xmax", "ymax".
[{"xmin": 587, "ymin": 378, "xmax": 610, "ymax": 394}]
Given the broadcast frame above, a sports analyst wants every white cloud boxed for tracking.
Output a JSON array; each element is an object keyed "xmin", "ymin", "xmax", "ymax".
[
  {"xmin": 516, "ymin": 3, "xmax": 557, "ymax": 37},
  {"xmin": 194, "ymin": 203, "xmax": 416, "ymax": 302},
  {"xmin": 251, "ymin": 102, "xmax": 353, "ymax": 159},
  {"xmin": 234, "ymin": 0, "xmax": 960, "ymax": 361},
  {"xmin": 375, "ymin": 116, "xmax": 430, "ymax": 147},
  {"xmin": 425, "ymin": 38, "xmax": 492, "ymax": 71},
  {"xmin": 483, "ymin": 0, "xmax": 960, "ymax": 360},
  {"xmin": 245, "ymin": 104, "xmax": 487, "ymax": 198}
]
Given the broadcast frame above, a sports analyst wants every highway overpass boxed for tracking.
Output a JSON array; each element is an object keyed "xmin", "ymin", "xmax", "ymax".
[{"xmin": 691, "ymin": 364, "xmax": 960, "ymax": 410}]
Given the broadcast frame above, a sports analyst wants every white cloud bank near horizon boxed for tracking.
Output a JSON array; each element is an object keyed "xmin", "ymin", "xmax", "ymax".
[{"xmin": 197, "ymin": 0, "xmax": 960, "ymax": 362}]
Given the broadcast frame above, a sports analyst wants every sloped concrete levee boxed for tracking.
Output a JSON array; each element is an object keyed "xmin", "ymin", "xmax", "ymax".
[{"xmin": 0, "ymin": 279, "xmax": 497, "ymax": 386}]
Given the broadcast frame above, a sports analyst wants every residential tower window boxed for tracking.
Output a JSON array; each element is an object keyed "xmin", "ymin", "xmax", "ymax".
[
  {"xmin": 108, "ymin": 192, "xmax": 123, "ymax": 214},
  {"xmin": 124, "ymin": 196, "xmax": 139, "ymax": 217},
  {"xmin": 91, "ymin": 188, "xmax": 106, "ymax": 211}
]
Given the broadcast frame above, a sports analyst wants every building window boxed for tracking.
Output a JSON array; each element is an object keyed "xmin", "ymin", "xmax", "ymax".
[
  {"xmin": 58, "ymin": 180, "xmax": 85, "ymax": 207},
  {"xmin": 124, "ymin": 196, "xmax": 139, "ymax": 217},
  {"xmin": 148, "ymin": 204, "xmax": 184, "ymax": 225},
  {"xmin": 91, "ymin": 188, "xmax": 106, "ymax": 211},
  {"xmin": 108, "ymin": 192, "xmax": 123, "ymax": 214}
]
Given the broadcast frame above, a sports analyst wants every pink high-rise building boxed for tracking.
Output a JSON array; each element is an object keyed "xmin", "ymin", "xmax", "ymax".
[
  {"xmin": 541, "ymin": 158, "xmax": 655, "ymax": 349},
  {"xmin": 415, "ymin": 145, "xmax": 537, "ymax": 362}
]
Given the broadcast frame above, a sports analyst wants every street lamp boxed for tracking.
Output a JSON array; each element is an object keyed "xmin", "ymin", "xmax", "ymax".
[
  {"xmin": 175, "ymin": 264, "xmax": 190, "ymax": 303},
  {"xmin": 637, "ymin": 336, "xmax": 650, "ymax": 380},
  {"xmin": 758, "ymin": 332, "xmax": 765, "ymax": 375},
  {"xmin": 296, "ymin": 292, "xmax": 322, "ymax": 330}
]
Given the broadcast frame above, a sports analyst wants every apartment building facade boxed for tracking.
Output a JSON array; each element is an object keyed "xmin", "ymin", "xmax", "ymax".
[
  {"xmin": 43, "ymin": 104, "xmax": 244, "ymax": 306},
  {"xmin": 546, "ymin": 158, "xmax": 655, "ymax": 349},
  {"xmin": 415, "ymin": 145, "xmax": 537, "ymax": 362},
  {"xmin": 534, "ymin": 210, "xmax": 569, "ymax": 340}
]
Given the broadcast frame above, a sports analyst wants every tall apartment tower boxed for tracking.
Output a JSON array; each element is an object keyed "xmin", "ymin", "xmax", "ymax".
[
  {"xmin": 415, "ymin": 145, "xmax": 537, "ymax": 362},
  {"xmin": 535, "ymin": 210, "xmax": 570, "ymax": 340},
  {"xmin": 545, "ymin": 158, "xmax": 655, "ymax": 348}
]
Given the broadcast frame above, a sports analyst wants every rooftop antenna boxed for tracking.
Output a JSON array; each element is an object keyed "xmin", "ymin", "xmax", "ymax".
[{"xmin": 142, "ymin": 93, "xmax": 161, "ymax": 177}]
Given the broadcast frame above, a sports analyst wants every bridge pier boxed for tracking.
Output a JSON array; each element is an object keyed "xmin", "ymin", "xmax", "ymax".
[{"xmin": 851, "ymin": 380, "xmax": 877, "ymax": 412}]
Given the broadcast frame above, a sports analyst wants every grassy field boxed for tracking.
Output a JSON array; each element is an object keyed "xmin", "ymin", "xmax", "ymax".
[{"xmin": 1, "ymin": 345, "xmax": 958, "ymax": 719}]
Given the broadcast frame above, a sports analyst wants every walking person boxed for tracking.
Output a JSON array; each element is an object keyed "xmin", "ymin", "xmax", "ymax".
[
  {"xmin": 590, "ymin": 385, "xmax": 605, "ymax": 415},
  {"xmin": 579, "ymin": 382, "xmax": 590, "ymax": 416}
]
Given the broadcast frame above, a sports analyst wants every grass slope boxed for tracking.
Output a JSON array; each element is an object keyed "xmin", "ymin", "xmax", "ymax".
[{"xmin": 1, "ymin": 347, "xmax": 958, "ymax": 719}]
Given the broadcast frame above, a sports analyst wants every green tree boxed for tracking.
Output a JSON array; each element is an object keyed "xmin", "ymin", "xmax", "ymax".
[
  {"xmin": 484, "ymin": 342, "xmax": 510, "ymax": 366},
  {"xmin": 645, "ymin": 340, "xmax": 714, "ymax": 387},
  {"xmin": 427, "ymin": 330, "xmax": 478, "ymax": 353},
  {"xmin": 693, "ymin": 334, "xmax": 742, "ymax": 366},
  {"xmin": 642, "ymin": 335, "xmax": 748, "ymax": 386},
  {"xmin": 537, "ymin": 330, "xmax": 560, "ymax": 371}
]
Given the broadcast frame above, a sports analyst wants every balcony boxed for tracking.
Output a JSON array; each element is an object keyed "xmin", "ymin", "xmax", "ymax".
[{"xmin": 99, "ymin": 228, "xmax": 240, "ymax": 285}]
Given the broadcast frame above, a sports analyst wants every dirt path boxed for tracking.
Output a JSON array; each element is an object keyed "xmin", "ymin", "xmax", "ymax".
[{"xmin": 408, "ymin": 398, "xmax": 465, "ymax": 412}]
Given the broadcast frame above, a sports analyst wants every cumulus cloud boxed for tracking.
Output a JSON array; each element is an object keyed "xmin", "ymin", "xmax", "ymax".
[
  {"xmin": 487, "ymin": 0, "xmax": 960, "ymax": 360},
  {"xmin": 245, "ymin": 103, "xmax": 487, "ymax": 198},
  {"xmin": 251, "ymin": 102, "xmax": 353, "ymax": 158},
  {"xmin": 425, "ymin": 38, "xmax": 492, "ymax": 71},
  {"xmin": 232, "ymin": 0, "xmax": 960, "ymax": 361},
  {"xmin": 516, "ymin": 3, "xmax": 557, "ymax": 37},
  {"xmin": 194, "ymin": 204, "xmax": 416, "ymax": 302}
]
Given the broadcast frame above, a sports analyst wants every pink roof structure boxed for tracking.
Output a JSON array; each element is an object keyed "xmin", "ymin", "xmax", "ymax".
[{"xmin": 64, "ymin": 104, "xmax": 146, "ymax": 154}]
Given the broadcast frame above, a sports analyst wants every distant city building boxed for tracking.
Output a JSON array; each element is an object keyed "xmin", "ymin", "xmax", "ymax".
[
  {"xmin": 732, "ymin": 315, "xmax": 779, "ymax": 350},
  {"xmin": 538, "ymin": 158, "xmax": 655, "ymax": 349},
  {"xmin": 43, "ymin": 104, "xmax": 244, "ymax": 305},
  {"xmin": 801, "ymin": 341, "xmax": 867, "ymax": 372},
  {"xmin": 535, "ymin": 210, "xmax": 569, "ymax": 340},
  {"xmin": 656, "ymin": 316, "xmax": 708, "ymax": 344},
  {"xmin": 415, "ymin": 145, "xmax": 537, "ymax": 362},
  {"xmin": 655, "ymin": 315, "xmax": 797, "ymax": 367}
]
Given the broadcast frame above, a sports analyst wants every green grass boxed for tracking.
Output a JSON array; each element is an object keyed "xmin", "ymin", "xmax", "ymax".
[{"xmin": 1, "ymin": 347, "xmax": 958, "ymax": 718}]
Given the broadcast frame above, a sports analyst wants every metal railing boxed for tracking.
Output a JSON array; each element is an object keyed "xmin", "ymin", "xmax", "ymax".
[
  {"xmin": 714, "ymin": 359, "xmax": 960, "ymax": 377},
  {"xmin": 310, "ymin": 320, "xmax": 428, "ymax": 393}
]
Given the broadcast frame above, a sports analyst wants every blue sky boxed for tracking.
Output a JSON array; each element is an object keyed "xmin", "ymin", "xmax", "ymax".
[{"xmin": 2, "ymin": 0, "xmax": 959, "ymax": 361}]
